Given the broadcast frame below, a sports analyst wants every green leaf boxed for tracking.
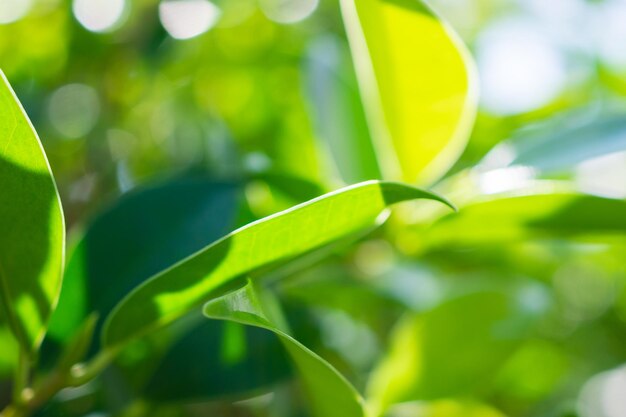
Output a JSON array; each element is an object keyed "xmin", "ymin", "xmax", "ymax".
[
  {"xmin": 0, "ymin": 71, "xmax": 65, "ymax": 355},
  {"xmin": 367, "ymin": 291, "xmax": 544, "ymax": 413},
  {"xmin": 340, "ymin": 0, "xmax": 477, "ymax": 185},
  {"xmin": 103, "ymin": 180, "xmax": 453, "ymax": 349},
  {"xmin": 425, "ymin": 193, "xmax": 626, "ymax": 249},
  {"xmin": 204, "ymin": 281, "xmax": 366, "ymax": 417}
]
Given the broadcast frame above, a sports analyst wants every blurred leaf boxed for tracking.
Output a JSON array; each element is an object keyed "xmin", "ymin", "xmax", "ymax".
[
  {"xmin": 103, "ymin": 181, "xmax": 453, "ymax": 348},
  {"xmin": 0, "ymin": 71, "xmax": 65, "ymax": 355},
  {"xmin": 305, "ymin": 35, "xmax": 381, "ymax": 184},
  {"xmin": 204, "ymin": 281, "xmax": 366, "ymax": 417},
  {"xmin": 388, "ymin": 399, "xmax": 506, "ymax": 417},
  {"xmin": 494, "ymin": 115, "xmax": 626, "ymax": 173},
  {"xmin": 425, "ymin": 193, "xmax": 626, "ymax": 249},
  {"xmin": 367, "ymin": 292, "xmax": 543, "ymax": 413},
  {"xmin": 0, "ymin": 322, "xmax": 18, "ymax": 377},
  {"xmin": 340, "ymin": 0, "xmax": 477, "ymax": 184}
]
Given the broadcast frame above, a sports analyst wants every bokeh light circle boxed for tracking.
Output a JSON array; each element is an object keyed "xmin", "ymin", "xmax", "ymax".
[{"xmin": 159, "ymin": 0, "xmax": 221, "ymax": 40}]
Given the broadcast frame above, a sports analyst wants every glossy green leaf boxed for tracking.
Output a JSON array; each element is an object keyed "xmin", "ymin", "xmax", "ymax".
[
  {"xmin": 103, "ymin": 180, "xmax": 453, "ymax": 348},
  {"xmin": 204, "ymin": 281, "xmax": 366, "ymax": 417},
  {"xmin": 367, "ymin": 291, "xmax": 544, "ymax": 414},
  {"xmin": 340, "ymin": 0, "xmax": 477, "ymax": 185},
  {"xmin": 0, "ymin": 71, "xmax": 65, "ymax": 355},
  {"xmin": 425, "ymin": 193, "xmax": 626, "ymax": 249}
]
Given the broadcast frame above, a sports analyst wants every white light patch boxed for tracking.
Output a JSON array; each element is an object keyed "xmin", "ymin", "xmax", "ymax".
[
  {"xmin": 593, "ymin": 0, "xmax": 626, "ymax": 72},
  {"xmin": 476, "ymin": 17, "xmax": 568, "ymax": 115},
  {"xmin": 579, "ymin": 367, "xmax": 626, "ymax": 417},
  {"xmin": 259, "ymin": 0, "xmax": 319, "ymax": 24},
  {"xmin": 0, "ymin": 0, "xmax": 33, "ymax": 24},
  {"xmin": 73, "ymin": 0, "xmax": 127, "ymax": 33},
  {"xmin": 575, "ymin": 151, "xmax": 626, "ymax": 199},
  {"xmin": 476, "ymin": 166, "xmax": 537, "ymax": 195},
  {"xmin": 159, "ymin": 0, "xmax": 221, "ymax": 40}
]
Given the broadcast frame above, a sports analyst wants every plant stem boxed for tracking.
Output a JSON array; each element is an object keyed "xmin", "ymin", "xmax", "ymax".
[
  {"xmin": 0, "ymin": 347, "xmax": 118, "ymax": 417},
  {"xmin": 12, "ymin": 349, "xmax": 30, "ymax": 406}
]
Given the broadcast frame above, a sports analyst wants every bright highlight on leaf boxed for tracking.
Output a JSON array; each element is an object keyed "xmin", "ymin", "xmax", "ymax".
[
  {"xmin": 0, "ymin": 71, "xmax": 65, "ymax": 356},
  {"xmin": 340, "ymin": 0, "xmax": 478, "ymax": 185},
  {"xmin": 204, "ymin": 281, "xmax": 366, "ymax": 417},
  {"xmin": 103, "ymin": 180, "xmax": 453, "ymax": 348}
]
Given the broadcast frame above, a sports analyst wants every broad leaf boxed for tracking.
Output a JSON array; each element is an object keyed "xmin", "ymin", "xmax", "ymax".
[
  {"xmin": 340, "ymin": 0, "xmax": 477, "ymax": 184},
  {"xmin": 0, "ymin": 71, "xmax": 65, "ymax": 355},
  {"xmin": 424, "ymin": 193, "xmax": 626, "ymax": 249},
  {"xmin": 103, "ymin": 180, "xmax": 453, "ymax": 348},
  {"xmin": 204, "ymin": 281, "xmax": 366, "ymax": 417}
]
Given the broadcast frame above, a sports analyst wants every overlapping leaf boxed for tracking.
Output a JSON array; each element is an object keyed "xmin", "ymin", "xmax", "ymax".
[
  {"xmin": 204, "ymin": 281, "xmax": 366, "ymax": 417},
  {"xmin": 103, "ymin": 181, "xmax": 453, "ymax": 349}
]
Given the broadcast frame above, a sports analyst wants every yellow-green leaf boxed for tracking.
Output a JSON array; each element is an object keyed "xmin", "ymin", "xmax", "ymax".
[{"xmin": 340, "ymin": 0, "xmax": 477, "ymax": 185}]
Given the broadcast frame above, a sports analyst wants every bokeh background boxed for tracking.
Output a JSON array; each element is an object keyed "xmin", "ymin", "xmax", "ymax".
[{"xmin": 2, "ymin": 0, "xmax": 626, "ymax": 416}]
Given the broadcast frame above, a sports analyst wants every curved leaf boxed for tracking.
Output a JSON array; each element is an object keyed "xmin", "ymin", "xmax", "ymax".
[
  {"xmin": 0, "ymin": 71, "xmax": 65, "ymax": 355},
  {"xmin": 204, "ymin": 281, "xmax": 366, "ymax": 417},
  {"xmin": 103, "ymin": 180, "xmax": 453, "ymax": 348},
  {"xmin": 340, "ymin": 0, "xmax": 477, "ymax": 184}
]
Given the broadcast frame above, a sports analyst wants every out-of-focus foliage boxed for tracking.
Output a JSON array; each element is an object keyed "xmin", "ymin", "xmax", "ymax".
[{"xmin": 2, "ymin": 0, "xmax": 626, "ymax": 416}]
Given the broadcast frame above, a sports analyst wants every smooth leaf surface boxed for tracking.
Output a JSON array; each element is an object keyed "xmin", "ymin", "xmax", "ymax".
[
  {"xmin": 204, "ymin": 282, "xmax": 366, "ymax": 417},
  {"xmin": 340, "ymin": 0, "xmax": 477, "ymax": 184},
  {"xmin": 0, "ymin": 71, "xmax": 65, "ymax": 355},
  {"xmin": 424, "ymin": 193, "xmax": 626, "ymax": 249},
  {"xmin": 103, "ymin": 180, "xmax": 453, "ymax": 348}
]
